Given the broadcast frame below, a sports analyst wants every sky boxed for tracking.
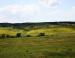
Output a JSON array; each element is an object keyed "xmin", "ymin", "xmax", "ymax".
[{"xmin": 0, "ymin": 0, "xmax": 75, "ymax": 23}]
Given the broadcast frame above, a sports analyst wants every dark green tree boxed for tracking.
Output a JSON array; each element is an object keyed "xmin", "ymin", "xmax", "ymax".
[
  {"xmin": 1, "ymin": 34, "xmax": 6, "ymax": 38},
  {"xmin": 16, "ymin": 33, "xmax": 21, "ymax": 37},
  {"xmin": 38, "ymin": 33, "xmax": 45, "ymax": 36}
]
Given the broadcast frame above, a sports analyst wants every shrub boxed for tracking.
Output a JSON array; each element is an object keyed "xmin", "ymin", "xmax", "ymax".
[
  {"xmin": 1, "ymin": 34, "xmax": 6, "ymax": 38},
  {"xmin": 0, "ymin": 34, "xmax": 16, "ymax": 38},
  {"xmin": 26, "ymin": 35, "xmax": 32, "ymax": 37},
  {"xmin": 6, "ymin": 34, "xmax": 10, "ymax": 38},
  {"xmin": 16, "ymin": 33, "xmax": 21, "ymax": 37},
  {"xmin": 38, "ymin": 33, "xmax": 45, "ymax": 36}
]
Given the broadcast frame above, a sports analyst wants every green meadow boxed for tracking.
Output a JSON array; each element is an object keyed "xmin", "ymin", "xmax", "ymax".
[{"xmin": 0, "ymin": 23, "xmax": 75, "ymax": 58}]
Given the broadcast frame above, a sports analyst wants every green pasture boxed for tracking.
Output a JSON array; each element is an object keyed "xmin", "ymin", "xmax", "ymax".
[{"xmin": 0, "ymin": 27, "xmax": 75, "ymax": 58}]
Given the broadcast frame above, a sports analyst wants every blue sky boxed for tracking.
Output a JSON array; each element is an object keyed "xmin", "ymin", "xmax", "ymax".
[{"xmin": 0, "ymin": 0, "xmax": 75, "ymax": 23}]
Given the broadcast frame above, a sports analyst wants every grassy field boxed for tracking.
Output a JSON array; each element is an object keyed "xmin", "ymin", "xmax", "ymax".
[
  {"xmin": 0, "ymin": 27, "xmax": 75, "ymax": 58},
  {"xmin": 0, "ymin": 27, "xmax": 75, "ymax": 36}
]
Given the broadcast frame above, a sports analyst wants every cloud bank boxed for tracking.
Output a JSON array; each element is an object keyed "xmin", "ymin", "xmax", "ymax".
[
  {"xmin": 39, "ymin": 0, "xmax": 63, "ymax": 8},
  {"xmin": 0, "ymin": 4, "xmax": 40, "ymax": 15},
  {"xmin": 0, "ymin": 0, "xmax": 75, "ymax": 23}
]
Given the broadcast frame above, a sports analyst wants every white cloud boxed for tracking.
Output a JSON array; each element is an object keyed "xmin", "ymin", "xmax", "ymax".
[
  {"xmin": 39, "ymin": 0, "xmax": 63, "ymax": 8},
  {"xmin": 0, "ymin": 4, "xmax": 40, "ymax": 23},
  {"xmin": 0, "ymin": 4, "xmax": 40, "ymax": 15},
  {"xmin": 0, "ymin": 3, "xmax": 75, "ymax": 23}
]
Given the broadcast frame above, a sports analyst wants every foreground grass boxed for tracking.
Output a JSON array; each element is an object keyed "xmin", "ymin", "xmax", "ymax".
[{"xmin": 0, "ymin": 35, "xmax": 75, "ymax": 58}]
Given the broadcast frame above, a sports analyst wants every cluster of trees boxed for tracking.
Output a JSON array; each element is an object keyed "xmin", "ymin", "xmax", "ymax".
[
  {"xmin": 0, "ymin": 33, "xmax": 46, "ymax": 39},
  {"xmin": 0, "ymin": 33, "xmax": 21, "ymax": 38}
]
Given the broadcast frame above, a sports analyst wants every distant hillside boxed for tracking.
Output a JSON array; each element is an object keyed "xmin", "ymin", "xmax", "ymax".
[
  {"xmin": 0, "ymin": 22, "xmax": 75, "ymax": 28},
  {"xmin": 0, "ymin": 22, "xmax": 75, "ymax": 37}
]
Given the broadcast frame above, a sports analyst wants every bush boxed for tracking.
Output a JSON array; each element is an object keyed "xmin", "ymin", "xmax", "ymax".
[
  {"xmin": 16, "ymin": 33, "xmax": 21, "ymax": 37},
  {"xmin": 6, "ymin": 34, "xmax": 10, "ymax": 38},
  {"xmin": 0, "ymin": 34, "xmax": 16, "ymax": 38},
  {"xmin": 1, "ymin": 34, "xmax": 6, "ymax": 38},
  {"xmin": 26, "ymin": 35, "xmax": 32, "ymax": 37},
  {"xmin": 38, "ymin": 33, "xmax": 45, "ymax": 36}
]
